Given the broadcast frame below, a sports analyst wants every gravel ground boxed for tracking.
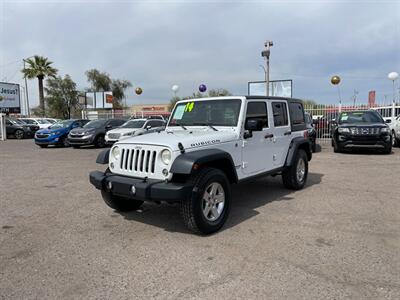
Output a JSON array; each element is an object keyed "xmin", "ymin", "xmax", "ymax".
[{"xmin": 1, "ymin": 140, "xmax": 399, "ymax": 299}]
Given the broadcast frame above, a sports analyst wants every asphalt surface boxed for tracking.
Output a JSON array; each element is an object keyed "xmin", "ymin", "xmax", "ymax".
[{"xmin": 1, "ymin": 140, "xmax": 399, "ymax": 299}]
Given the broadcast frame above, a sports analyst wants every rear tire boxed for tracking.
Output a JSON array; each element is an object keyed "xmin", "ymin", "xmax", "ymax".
[
  {"xmin": 282, "ymin": 149, "xmax": 308, "ymax": 190},
  {"xmin": 180, "ymin": 167, "xmax": 231, "ymax": 235},
  {"xmin": 101, "ymin": 190, "xmax": 144, "ymax": 212}
]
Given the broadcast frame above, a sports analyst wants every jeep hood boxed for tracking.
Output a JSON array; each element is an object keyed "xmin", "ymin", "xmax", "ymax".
[{"xmin": 116, "ymin": 129, "xmax": 237, "ymax": 151}]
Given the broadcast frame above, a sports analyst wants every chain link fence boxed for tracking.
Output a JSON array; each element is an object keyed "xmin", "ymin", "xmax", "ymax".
[{"xmin": 304, "ymin": 102, "xmax": 400, "ymax": 144}]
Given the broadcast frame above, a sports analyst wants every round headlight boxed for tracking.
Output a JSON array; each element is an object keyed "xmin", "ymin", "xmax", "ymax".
[
  {"xmin": 161, "ymin": 149, "xmax": 171, "ymax": 165},
  {"xmin": 111, "ymin": 146, "xmax": 120, "ymax": 160}
]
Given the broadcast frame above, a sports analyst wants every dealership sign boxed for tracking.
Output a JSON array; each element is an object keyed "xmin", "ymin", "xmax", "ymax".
[{"xmin": 0, "ymin": 82, "xmax": 21, "ymax": 113}]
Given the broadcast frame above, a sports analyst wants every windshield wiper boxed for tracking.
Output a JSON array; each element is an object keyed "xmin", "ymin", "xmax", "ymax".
[
  {"xmin": 175, "ymin": 123, "xmax": 187, "ymax": 130},
  {"xmin": 193, "ymin": 123, "xmax": 218, "ymax": 131}
]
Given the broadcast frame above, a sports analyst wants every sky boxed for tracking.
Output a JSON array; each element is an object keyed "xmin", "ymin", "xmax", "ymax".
[{"xmin": 1, "ymin": 0, "xmax": 400, "ymax": 111}]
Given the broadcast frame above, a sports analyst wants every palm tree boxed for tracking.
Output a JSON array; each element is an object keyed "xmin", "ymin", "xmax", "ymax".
[{"xmin": 22, "ymin": 55, "xmax": 58, "ymax": 116}]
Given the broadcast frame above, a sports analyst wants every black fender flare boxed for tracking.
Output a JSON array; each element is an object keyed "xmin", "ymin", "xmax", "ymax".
[
  {"xmin": 170, "ymin": 148, "xmax": 238, "ymax": 183},
  {"xmin": 284, "ymin": 136, "xmax": 312, "ymax": 167},
  {"xmin": 96, "ymin": 149, "xmax": 110, "ymax": 164}
]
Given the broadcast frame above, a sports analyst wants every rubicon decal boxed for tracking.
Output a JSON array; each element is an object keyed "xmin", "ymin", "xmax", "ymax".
[{"xmin": 190, "ymin": 139, "xmax": 221, "ymax": 147}]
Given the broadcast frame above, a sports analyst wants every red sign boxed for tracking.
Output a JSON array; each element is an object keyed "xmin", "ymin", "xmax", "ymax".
[
  {"xmin": 106, "ymin": 94, "xmax": 113, "ymax": 104},
  {"xmin": 368, "ymin": 91, "xmax": 376, "ymax": 107}
]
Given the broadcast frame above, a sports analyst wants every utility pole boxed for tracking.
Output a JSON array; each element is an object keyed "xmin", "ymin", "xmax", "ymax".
[
  {"xmin": 352, "ymin": 89, "xmax": 359, "ymax": 106},
  {"xmin": 23, "ymin": 58, "xmax": 32, "ymax": 117},
  {"xmin": 261, "ymin": 40, "xmax": 273, "ymax": 96}
]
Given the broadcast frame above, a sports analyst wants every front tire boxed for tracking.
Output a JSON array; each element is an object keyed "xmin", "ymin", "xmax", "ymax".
[
  {"xmin": 14, "ymin": 129, "xmax": 24, "ymax": 139},
  {"xmin": 392, "ymin": 131, "xmax": 398, "ymax": 147},
  {"xmin": 101, "ymin": 190, "xmax": 144, "ymax": 212},
  {"xmin": 282, "ymin": 149, "xmax": 308, "ymax": 190},
  {"xmin": 95, "ymin": 135, "xmax": 105, "ymax": 148},
  {"xmin": 39, "ymin": 144, "xmax": 48, "ymax": 148},
  {"xmin": 333, "ymin": 139, "xmax": 342, "ymax": 153},
  {"xmin": 61, "ymin": 137, "xmax": 70, "ymax": 147},
  {"xmin": 180, "ymin": 167, "xmax": 231, "ymax": 235}
]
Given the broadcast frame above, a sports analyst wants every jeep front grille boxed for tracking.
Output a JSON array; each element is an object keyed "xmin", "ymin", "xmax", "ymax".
[
  {"xmin": 120, "ymin": 148, "xmax": 157, "ymax": 174},
  {"xmin": 351, "ymin": 127, "xmax": 380, "ymax": 135}
]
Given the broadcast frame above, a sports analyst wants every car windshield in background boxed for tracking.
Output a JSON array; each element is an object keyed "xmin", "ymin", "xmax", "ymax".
[
  {"xmin": 50, "ymin": 120, "xmax": 74, "ymax": 129},
  {"xmin": 339, "ymin": 111, "xmax": 383, "ymax": 124},
  {"xmin": 83, "ymin": 119, "xmax": 107, "ymax": 128},
  {"xmin": 36, "ymin": 119, "xmax": 51, "ymax": 124},
  {"xmin": 120, "ymin": 120, "xmax": 145, "ymax": 128},
  {"xmin": 169, "ymin": 99, "xmax": 242, "ymax": 127},
  {"xmin": 21, "ymin": 119, "xmax": 35, "ymax": 124}
]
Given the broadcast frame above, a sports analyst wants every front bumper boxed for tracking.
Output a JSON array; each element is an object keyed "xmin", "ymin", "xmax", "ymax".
[
  {"xmin": 68, "ymin": 135, "xmax": 95, "ymax": 145},
  {"xmin": 89, "ymin": 171, "xmax": 193, "ymax": 203},
  {"xmin": 337, "ymin": 134, "xmax": 391, "ymax": 148},
  {"xmin": 35, "ymin": 135, "xmax": 61, "ymax": 145}
]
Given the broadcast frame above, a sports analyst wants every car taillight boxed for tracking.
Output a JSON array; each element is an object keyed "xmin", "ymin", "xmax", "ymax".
[{"xmin": 303, "ymin": 130, "xmax": 308, "ymax": 139}]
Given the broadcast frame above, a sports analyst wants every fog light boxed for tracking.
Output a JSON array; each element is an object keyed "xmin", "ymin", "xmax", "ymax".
[
  {"xmin": 106, "ymin": 181, "xmax": 113, "ymax": 191},
  {"xmin": 162, "ymin": 168, "xmax": 169, "ymax": 176},
  {"xmin": 131, "ymin": 185, "xmax": 136, "ymax": 195},
  {"xmin": 110, "ymin": 162, "xmax": 114, "ymax": 169}
]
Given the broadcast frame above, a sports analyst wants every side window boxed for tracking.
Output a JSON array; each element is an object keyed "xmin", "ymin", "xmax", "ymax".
[
  {"xmin": 246, "ymin": 102, "xmax": 268, "ymax": 128},
  {"xmin": 272, "ymin": 102, "xmax": 288, "ymax": 127},
  {"xmin": 289, "ymin": 102, "xmax": 305, "ymax": 125}
]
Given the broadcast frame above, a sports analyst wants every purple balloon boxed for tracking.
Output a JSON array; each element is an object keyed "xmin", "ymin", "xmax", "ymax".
[{"xmin": 199, "ymin": 84, "xmax": 207, "ymax": 93}]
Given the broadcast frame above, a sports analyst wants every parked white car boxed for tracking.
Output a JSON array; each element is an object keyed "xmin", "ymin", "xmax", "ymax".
[
  {"xmin": 389, "ymin": 114, "xmax": 400, "ymax": 147},
  {"xmin": 105, "ymin": 118, "xmax": 165, "ymax": 144},
  {"xmin": 19, "ymin": 118, "xmax": 52, "ymax": 129}
]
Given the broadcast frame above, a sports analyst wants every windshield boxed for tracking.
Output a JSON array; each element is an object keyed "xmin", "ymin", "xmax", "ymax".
[
  {"xmin": 83, "ymin": 119, "xmax": 107, "ymax": 128},
  {"xmin": 36, "ymin": 119, "xmax": 51, "ymax": 124},
  {"xmin": 50, "ymin": 120, "xmax": 74, "ymax": 129},
  {"xmin": 168, "ymin": 99, "xmax": 242, "ymax": 127},
  {"xmin": 339, "ymin": 111, "xmax": 383, "ymax": 124},
  {"xmin": 21, "ymin": 119, "xmax": 35, "ymax": 124},
  {"xmin": 120, "ymin": 120, "xmax": 145, "ymax": 128}
]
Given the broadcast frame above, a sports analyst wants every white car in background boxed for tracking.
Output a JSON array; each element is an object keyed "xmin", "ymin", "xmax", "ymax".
[
  {"xmin": 389, "ymin": 114, "xmax": 400, "ymax": 147},
  {"xmin": 105, "ymin": 118, "xmax": 165, "ymax": 144},
  {"xmin": 19, "ymin": 118, "xmax": 52, "ymax": 129}
]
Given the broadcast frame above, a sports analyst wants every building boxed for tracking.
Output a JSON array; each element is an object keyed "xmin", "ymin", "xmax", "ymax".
[{"xmin": 130, "ymin": 103, "xmax": 170, "ymax": 118}]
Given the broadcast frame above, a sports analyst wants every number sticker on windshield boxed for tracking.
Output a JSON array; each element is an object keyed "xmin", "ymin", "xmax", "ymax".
[{"xmin": 185, "ymin": 102, "xmax": 195, "ymax": 112}]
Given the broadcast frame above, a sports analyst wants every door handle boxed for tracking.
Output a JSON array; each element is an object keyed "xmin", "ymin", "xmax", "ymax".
[
  {"xmin": 264, "ymin": 133, "xmax": 274, "ymax": 139},
  {"xmin": 284, "ymin": 131, "xmax": 291, "ymax": 136}
]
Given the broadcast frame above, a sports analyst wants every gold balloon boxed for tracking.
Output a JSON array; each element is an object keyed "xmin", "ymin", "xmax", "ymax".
[
  {"xmin": 331, "ymin": 75, "xmax": 341, "ymax": 85},
  {"xmin": 135, "ymin": 87, "xmax": 143, "ymax": 95}
]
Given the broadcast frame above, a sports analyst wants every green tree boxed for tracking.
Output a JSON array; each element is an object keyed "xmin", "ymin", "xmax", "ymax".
[
  {"xmin": 111, "ymin": 79, "xmax": 132, "ymax": 108},
  {"xmin": 22, "ymin": 55, "xmax": 58, "ymax": 116},
  {"xmin": 45, "ymin": 75, "xmax": 79, "ymax": 119},
  {"xmin": 85, "ymin": 69, "xmax": 112, "ymax": 91},
  {"xmin": 85, "ymin": 69, "xmax": 131, "ymax": 108}
]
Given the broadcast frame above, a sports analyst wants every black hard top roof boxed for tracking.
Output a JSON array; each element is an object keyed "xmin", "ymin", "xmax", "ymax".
[{"xmin": 245, "ymin": 95, "xmax": 304, "ymax": 102}]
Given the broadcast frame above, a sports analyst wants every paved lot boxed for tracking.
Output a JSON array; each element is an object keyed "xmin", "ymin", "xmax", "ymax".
[{"xmin": 0, "ymin": 140, "xmax": 399, "ymax": 299}]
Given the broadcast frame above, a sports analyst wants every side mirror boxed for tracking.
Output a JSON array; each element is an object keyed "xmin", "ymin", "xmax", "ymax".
[
  {"xmin": 385, "ymin": 119, "xmax": 391, "ymax": 123},
  {"xmin": 105, "ymin": 124, "xmax": 112, "ymax": 130},
  {"xmin": 146, "ymin": 125, "xmax": 152, "ymax": 130},
  {"xmin": 245, "ymin": 119, "xmax": 263, "ymax": 131}
]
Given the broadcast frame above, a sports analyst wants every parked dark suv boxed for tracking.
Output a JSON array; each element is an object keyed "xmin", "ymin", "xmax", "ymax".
[
  {"xmin": 68, "ymin": 118, "xmax": 126, "ymax": 148},
  {"xmin": 332, "ymin": 110, "xmax": 392, "ymax": 154},
  {"xmin": 5, "ymin": 118, "xmax": 33, "ymax": 139}
]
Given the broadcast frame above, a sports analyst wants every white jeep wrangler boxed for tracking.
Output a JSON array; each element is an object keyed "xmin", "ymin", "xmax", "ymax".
[{"xmin": 90, "ymin": 96, "xmax": 312, "ymax": 234}]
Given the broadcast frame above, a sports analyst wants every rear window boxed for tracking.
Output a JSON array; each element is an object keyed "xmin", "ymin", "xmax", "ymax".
[{"xmin": 289, "ymin": 102, "xmax": 305, "ymax": 125}]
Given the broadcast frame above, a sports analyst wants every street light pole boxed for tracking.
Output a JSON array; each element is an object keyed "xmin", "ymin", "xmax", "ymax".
[
  {"xmin": 261, "ymin": 40, "xmax": 273, "ymax": 96},
  {"xmin": 23, "ymin": 57, "xmax": 34, "ymax": 117}
]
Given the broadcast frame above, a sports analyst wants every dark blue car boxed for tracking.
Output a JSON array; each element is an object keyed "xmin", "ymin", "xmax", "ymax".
[{"xmin": 35, "ymin": 119, "xmax": 89, "ymax": 148}]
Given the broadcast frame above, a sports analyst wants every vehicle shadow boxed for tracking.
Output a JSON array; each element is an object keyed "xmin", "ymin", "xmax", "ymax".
[
  {"xmin": 337, "ymin": 148, "xmax": 392, "ymax": 155},
  {"xmin": 119, "ymin": 172, "xmax": 324, "ymax": 235}
]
